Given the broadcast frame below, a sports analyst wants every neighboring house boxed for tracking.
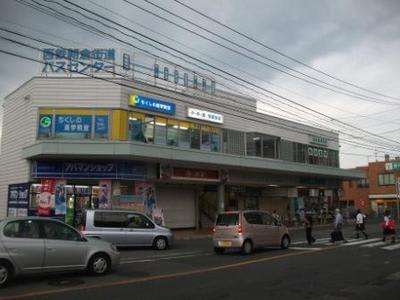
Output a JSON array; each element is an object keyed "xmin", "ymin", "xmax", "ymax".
[{"xmin": 341, "ymin": 156, "xmax": 400, "ymax": 218}]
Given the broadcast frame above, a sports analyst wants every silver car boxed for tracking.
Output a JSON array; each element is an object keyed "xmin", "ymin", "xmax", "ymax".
[
  {"xmin": 0, "ymin": 217, "xmax": 120, "ymax": 287},
  {"xmin": 81, "ymin": 210, "xmax": 174, "ymax": 250}
]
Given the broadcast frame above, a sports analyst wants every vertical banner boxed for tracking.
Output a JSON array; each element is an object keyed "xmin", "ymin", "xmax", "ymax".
[
  {"xmin": 38, "ymin": 179, "xmax": 55, "ymax": 216},
  {"xmin": 55, "ymin": 180, "xmax": 67, "ymax": 215},
  {"xmin": 7, "ymin": 183, "xmax": 30, "ymax": 217},
  {"xmin": 98, "ymin": 180, "xmax": 112, "ymax": 208},
  {"xmin": 134, "ymin": 182, "xmax": 156, "ymax": 218}
]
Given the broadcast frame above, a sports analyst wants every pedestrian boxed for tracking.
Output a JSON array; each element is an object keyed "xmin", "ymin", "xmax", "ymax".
[
  {"xmin": 382, "ymin": 210, "xmax": 396, "ymax": 244},
  {"xmin": 272, "ymin": 210, "xmax": 280, "ymax": 222},
  {"xmin": 355, "ymin": 209, "xmax": 368, "ymax": 239},
  {"xmin": 330, "ymin": 208, "xmax": 347, "ymax": 243},
  {"xmin": 304, "ymin": 211, "xmax": 315, "ymax": 245}
]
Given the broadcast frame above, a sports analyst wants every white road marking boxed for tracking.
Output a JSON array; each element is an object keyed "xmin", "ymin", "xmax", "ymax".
[
  {"xmin": 120, "ymin": 251, "xmax": 205, "ymax": 261},
  {"xmin": 361, "ymin": 241, "xmax": 387, "ymax": 248},
  {"xmin": 342, "ymin": 238, "xmax": 380, "ymax": 246},
  {"xmin": 291, "ymin": 238, "xmax": 330, "ymax": 245},
  {"xmin": 120, "ymin": 253, "xmax": 213, "ymax": 264},
  {"xmin": 289, "ymin": 247, "xmax": 322, "ymax": 251},
  {"xmin": 381, "ymin": 243, "xmax": 400, "ymax": 251}
]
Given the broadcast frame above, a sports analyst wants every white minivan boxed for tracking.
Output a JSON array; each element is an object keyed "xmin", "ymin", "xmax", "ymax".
[{"xmin": 81, "ymin": 209, "xmax": 174, "ymax": 250}]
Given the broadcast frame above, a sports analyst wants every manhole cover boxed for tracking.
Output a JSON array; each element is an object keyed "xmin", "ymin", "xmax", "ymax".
[{"xmin": 48, "ymin": 278, "xmax": 85, "ymax": 287}]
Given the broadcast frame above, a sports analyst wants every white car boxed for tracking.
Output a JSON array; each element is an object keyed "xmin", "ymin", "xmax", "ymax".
[{"xmin": 0, "ymin": 217, "xmax": 120, "ymax": 287}]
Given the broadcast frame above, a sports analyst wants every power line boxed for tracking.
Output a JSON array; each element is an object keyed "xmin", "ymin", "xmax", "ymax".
[
  {"xmin": 172, "ymin": 0, "xmax": 400, "ymax": 102},
  {"xmin": 126, "ymin": 0, "xmax": 399, "ymax": 105},
  {"xmin": 13, "ymin": 0, "xmax": 400, "ymax": 152},
  {"xmin": 38, "ymin": 0, "xmax": 400, "ymax": 149}
]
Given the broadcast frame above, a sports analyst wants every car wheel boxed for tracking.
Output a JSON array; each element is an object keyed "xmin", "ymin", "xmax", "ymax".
[
  {"xmin": 214, "ymin": 247, "xmax": 225, "ymax": 255},
  {"xmin": 241, "ymin": 240, "xmax": 253, "ymax": 255},
  {"xmin": 0, "ymin": 261, "xmax": 12, "ymax": 287},
  {"xmin": 88, "ymin": 254, "xmax": 110, "ymax": 276},
  {"xmin": 281, "ymin": 235, "xmax": 290, "ymax": 249},
  {"xmin": 154, "ymin": 236, "xmax": 168, "ymax": 250}
]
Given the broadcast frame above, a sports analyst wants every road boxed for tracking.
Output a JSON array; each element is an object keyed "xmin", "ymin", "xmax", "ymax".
[{"xmin": 1, "ymin": 220, "xmax": 399, "ymax": 300}]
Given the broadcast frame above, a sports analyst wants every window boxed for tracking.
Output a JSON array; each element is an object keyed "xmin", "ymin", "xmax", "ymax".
[
  {"xmin": 154, "ymin": 117, "xmax": 167, "ymax": 145},
  {"xmin": 201, "ymin": 126, "xmax": 211, "ymax": 151},
  {"xmin": 144, "ymin": 116, "xmax": 154, "ymax": 143},
  {"xmin": 94, "ymin": 212, "xmax": 128, "ymax": 228},
  {"xmin": 216, "ymin": 213, "xmax": 239, "ymax": 226},
  {"xmin": 167, "ymin": 119, "xmax": 179, "ymax": 146},
  {"xmin": 262, "ymin": 136, "xmax": 277, "ymax": 158},
  {"xmin": 190, "ymin": 123, "xmax": 201, "ymax": 149},
  {"xmin": 179, "ymin": 121, "xmax": 190, "ymax": 148},
  {"xmin": 378, "ymin": 173, "xmax": 395, "ymax": 185},
  {"xmin": 357, "ymin": 178, "xmax": 369, "ymax": 188},
  {"xmin": 246, "ymin": 133, "xmax": 262, "ymax": 157},
  {"xmin": 293, "ymin": 143, "xmax": 306, "ymax": 163},
  {"xmin": 3, "ymin": 220, "xmax": 40, "ymax": 239},
  {"xmin": 261, "ymin": 213, "xmax": 277, "ymax": 226},
  {"xmin": 41, "ymin": 221, "xmax": 81, "ymax": 241},
  {"xmin": 210, "ymin": 128, "xmax": 221, "ymax": 152},
  {"xmin": 129, "ymin": 112, "xmax": 146, "ymax": 142},
  {"xmin": 244, "ymin": 212, "xmax": 263, "ymax": 225},
  {"xmin": 127, "ymin": 213, "xmax": 154, "ymax": 229}
]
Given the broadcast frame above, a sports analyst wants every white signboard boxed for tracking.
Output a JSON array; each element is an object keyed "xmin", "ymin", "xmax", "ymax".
[{"xmin": 187, "ymin": 108, "xmax": 223, "ymax": 124}]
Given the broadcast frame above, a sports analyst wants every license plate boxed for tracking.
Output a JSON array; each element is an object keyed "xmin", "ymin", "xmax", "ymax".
[{"xmin": 218, "ymin": 240, "xmax": 232, "ymax": 247}]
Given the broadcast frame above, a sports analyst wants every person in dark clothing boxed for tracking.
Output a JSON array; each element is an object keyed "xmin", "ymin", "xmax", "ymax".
[{"xmin": 304, "ymin": 212, "xmax": 315, "ymax": 245}]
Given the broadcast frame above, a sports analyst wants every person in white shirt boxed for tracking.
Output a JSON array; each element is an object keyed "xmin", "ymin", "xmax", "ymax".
[
  {"xmin": 331, "ymin": 208, "xmax": 347, "ymax": 243},
  {"xmin": 355, "ymin": 209, "xmax": 368, "ymax": 239}
]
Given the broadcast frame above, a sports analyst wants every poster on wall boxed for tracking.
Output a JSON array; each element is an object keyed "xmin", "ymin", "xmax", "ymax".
[
  {"xmin": 152, "ymin": 208, "xmax": 165, "ymax": 226},
  {"xmin": 7, "ymin": 183, "xmax": 30, "ymax": 217},
  {"xmin": 98, "ymin": 180, "xmax": 112, "ymax": 208},
  {"xmin": 38, "ymin": 179, "xmax": 55, "ymax": 216},
  {"xmin": 55, "ymin": 180, "xmax": 67, "ymax": 215},
  {"xmin": 134, "ymin": 182, "xmax": 156, "ymax": 218}
]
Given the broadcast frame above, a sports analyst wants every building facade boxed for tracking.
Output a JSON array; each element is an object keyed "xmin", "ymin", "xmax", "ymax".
[
  {"xmin": 0, "ymin": 76, "xmax": 363, "ymax": 228},
  {"xmin": 341, "ymin": 158, "xmax": 400, "ymax": 218}
]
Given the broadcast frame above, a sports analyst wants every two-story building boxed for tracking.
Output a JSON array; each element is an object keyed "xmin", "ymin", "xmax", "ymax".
[{"xmin": 0, "ymin": 74, "xmax": 364, "ymax": 229}]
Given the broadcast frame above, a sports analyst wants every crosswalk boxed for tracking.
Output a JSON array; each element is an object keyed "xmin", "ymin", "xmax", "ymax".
[{"xmin": 291, "ymin": 236, "xmax": 400, "ymax": 251}]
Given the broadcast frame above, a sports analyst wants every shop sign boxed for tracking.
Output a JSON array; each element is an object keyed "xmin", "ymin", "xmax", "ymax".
[
  {"xmin": 160, "ymin": 164, "xmax": 220, "ymax": 182},
  {"xmin": 385, "ymin": 162, "xmax": 400, "ymax": 171},
  {"xmin": 307, "ymin": 147, "xmax": 328, "ymax": 158},
  {"xmin": 55, "ymin": 115, "xmax": 92, "ymax": 133},
  {"xmin": 187, "ymin": 108, "xmax": 223, "ymax": 124},
  {"xmin": 42, "ymin": 48, "xmax": 115, "ymax": 74},
  {"xmin": 98, "ymin": 180, "xmax": 112, "ymax": 209},
  {"xmin": 129, "ymin": 94, "xmax": 176, "ymax": 115},
  {"xmin": 7, "ymin": 183, "xmax": 30, "ymax": 217},
  {"xmin": 95, "ymin": 116, "xmax": 108, "ymax": 134},
  {"xmin": 309, "ymin": 135, "xmax": 328, "ymax": 146},
  {"xmin": 32, "ymin": 160, "xmax": 146, "ymax": 180},
  {"xmin": 38, "ymin": 179, "xmax": 55, "ymax": 216}
]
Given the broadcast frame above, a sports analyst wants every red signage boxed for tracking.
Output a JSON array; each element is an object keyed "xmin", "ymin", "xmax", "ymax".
[{"xmin": 38, "ymin": 179, "xmax": 55, "ymax": 216}]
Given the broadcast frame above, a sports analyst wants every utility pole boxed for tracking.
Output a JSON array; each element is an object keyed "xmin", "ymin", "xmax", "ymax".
[{"xmin": 397, "ymin": 176, "xmax": 400, "ymax": 222}]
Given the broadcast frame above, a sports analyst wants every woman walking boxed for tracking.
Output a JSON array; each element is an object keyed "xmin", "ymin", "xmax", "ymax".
[{"xmin": 382, "ymin": 210, "xmax": 396, "ymax": 244}]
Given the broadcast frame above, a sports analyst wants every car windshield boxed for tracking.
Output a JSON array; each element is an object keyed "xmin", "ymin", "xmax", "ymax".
[{"xmin": 216, "ymin": 213, "xmax": 239, "ymax": 226}]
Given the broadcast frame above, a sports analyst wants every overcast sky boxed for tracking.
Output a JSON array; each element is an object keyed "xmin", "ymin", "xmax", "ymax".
[{"xmin": 1, "ymin": 0, "xmax": 400, "ymax": 168}]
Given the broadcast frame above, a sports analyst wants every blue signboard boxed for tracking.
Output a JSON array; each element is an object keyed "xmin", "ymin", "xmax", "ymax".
[
  {"xmin": 38, "ymin": 114, "xmax": 53, "ymax": 136},
  {"xmin": 95, "ymin": 116, "xmax": 108, "ymax": 134},
  {"xmin": 32, "ymin": 161, "xmax": 146, "ymax": 180},
  {"xmin": 55, "ymin": 115, "xmax": 92, "ymax": 133},
  {"xmin": 8, "ymin": 183, "xmax": 30, "ymax": 217},
  {"xmin": 129, "ymin": 94, "xmax": 176, "ymax": 115}
]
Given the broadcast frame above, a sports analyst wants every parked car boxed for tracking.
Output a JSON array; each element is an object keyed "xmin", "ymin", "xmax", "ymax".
[
  {"xmin": 81, "ymin": 209, "xmax": 173, "ymax": 250},
  {"xmin": 0, "ymin": 217, "xmax": 120, "ymax": 287},
  {"xmin": 213, "ymin": 210, "xmax": 290, "ymax": 255}
]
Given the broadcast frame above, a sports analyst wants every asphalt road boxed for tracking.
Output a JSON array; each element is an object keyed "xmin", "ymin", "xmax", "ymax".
[{"xmin": 1, "ymin": 220, "xmax": 399, "ymax": 300}]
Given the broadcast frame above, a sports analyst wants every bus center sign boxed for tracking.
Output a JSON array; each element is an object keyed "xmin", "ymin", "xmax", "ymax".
[{"xmin": 41, "ymin": 48, "xmax": 216, "ymax": 94}]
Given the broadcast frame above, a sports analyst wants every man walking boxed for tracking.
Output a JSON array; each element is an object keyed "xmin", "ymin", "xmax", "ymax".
[
  {"xmin": 355, "ymin": 209, "xmax": 368, "ymax": 239},
  {"xmin": 331, "ymin": 208, "xmax": 347, "ymax": 243},
  {"xmin": 304, "ymin": 211, "xmax": 315, "ymax": 245}
]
